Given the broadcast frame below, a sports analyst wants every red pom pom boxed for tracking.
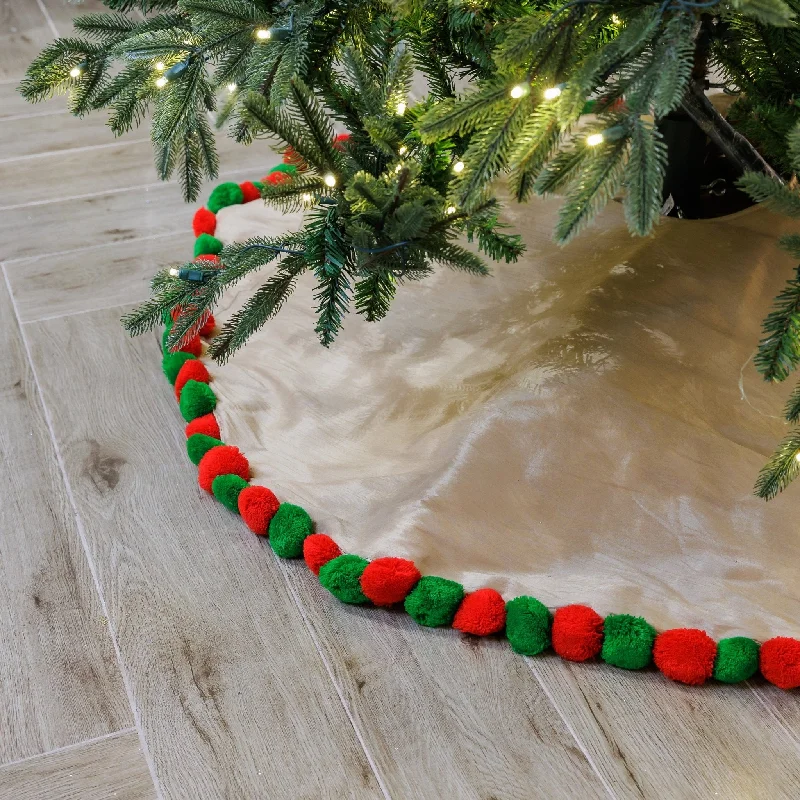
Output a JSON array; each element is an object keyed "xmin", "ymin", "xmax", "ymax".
[
  {"xmin": 760, "ymin": 637, "xmax": 800, "ymax": 690},
  {"xmin": 194, "ymin": 254, "xmax": 221, "ymax": 264},
  {"xmin": 552, "ymin": 605, "xmax": 604, "ymax": 662},
  {"xmin": 303, "ymin": 534, "xmax": 342, "ymax": 575},
  {"xmin": 174, "ymin": 359, "xmax": 210, "ymax": 401},
  {"xmin": 177, "ymin": 335, "xmax": 202, "ymax": 357},
  {"xmin": 333, "ymin": 133, "xmax": 350, "ymax": 151},
  {"xmin": 198, "ymin": 445, "xmax": 249, "ymax": 493},
  {"xmin": 452, "ymin": 588, "xmax": 506, "ymax": 636},
  {"xmin": 238, "ymin": 485, "xmax": 280, "ymax": 535},
  {"xmin": 653, "ymin": 628, "xmax": 717, "ymax": 685},
  {"xmin": 199, "ymin": 313, "xmax": 216, "ymax": 338},
  {"xmin": 266, "ymin": 171, "xmax": 290, "ymax": 186},
  {"xmin": 192, "ymin": 207, "xmax": 216, "ymax": 237},
  {"xmin": 185, "ymin": 413, "xmax": 220, "ymax": 439},
  {"xmin": 360, "ymin": 557, "xmax": 421, "ymax": 606},
  {"xmin": 239, "ymin": 181, "xmax": 262, "ymax": 203}
]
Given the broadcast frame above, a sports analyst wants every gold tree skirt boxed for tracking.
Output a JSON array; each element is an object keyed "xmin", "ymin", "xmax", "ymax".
[{"xmin": 207, "ymin": 194, "xmax": 799, "ymax": 640}]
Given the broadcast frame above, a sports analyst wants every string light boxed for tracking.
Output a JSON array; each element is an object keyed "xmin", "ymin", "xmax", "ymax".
[
  {"xmin": 394, "ymin": 164, "xmax": 403, "ymax": 173},
  {"xmin": 69, "ymin": 66, "xmax": 82, "ymax": 78},
  {"xmin": 323, "ymin": 173, "xmax": 337, "ymax": 187},
  {"xmin": 398, "ymin": 145, "xmax": 408, "ymax": 155},
  {"xmin": 453, "ymin": 160, "xmax": 465, "ymax": 173},
  {"xmin": 155, "ymin": 76, "xmax": 168, "ymax": 89},
  {"xmin": 255, "ymin": 28, "xmax": 271, "ymax": 39},
  {"xmin": 396, "ymin": 101, "xmax": 407, "ymax": 116},
  {"xmin": 301, "ymin": 192, "xmax": 313, "ymax": 204},
  {"xmin": 227, "ymin": 82, "xmax": 237, "ymax": 92},
  {"xmin": 795, "ymin": 452, "xmax": 800, "ymax": 463},
  {"xmin": 611, "ymin": 14, "xmax": 621, "ymax": 24},
  {"xmin": 169, "ymin": 267, "xmax": 180, "ymax": 277},
  {"xmin": 446, "ymin": 205, "xmax": 456, "ymax": 215},
  {"xmin": 543, "ymin": 85, "xmax": 563, "ymax": 100},
  {"xmin": 509, "ymin": 83, "xmax": 529, "ymax": 99},
  {"xmin": 155, "ymin": 61, "xmax": 166, "ymax": 72},
  {"xmin": 586, "ymin": 125, "xmax": 625, "ymax": 147}
]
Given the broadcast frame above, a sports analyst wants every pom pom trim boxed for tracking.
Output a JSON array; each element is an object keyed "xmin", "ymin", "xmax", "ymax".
[{"xmin": 153, "ymin": 172, "xmax": 800, "ymax": 692}]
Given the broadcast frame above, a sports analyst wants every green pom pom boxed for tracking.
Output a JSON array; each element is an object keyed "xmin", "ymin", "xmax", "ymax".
[
  {"xmin": 207, "ymin": 181, "xmax": 244, "ymax": 213},
  {"xmin": 194, "ymin": 233, "xmax": 223, "ymax": 258},
  {"xmin": 268, "ymin": 503, "xmax": 313, "ymax": 558},
  {"xmin": 269, "ymin": 164, "xmax": 297, "ymax": 175},
  {"xmin": 505, "ymin": 596, "xmax": 551, "ymax": 656},
  {"xmin": 162, "ymin": 351, "xmax": 195, "ymax": 385},
  {"xmin": 187, "ymin": 433, "xmax": 224, "ymax": 465},
  {"xmin": 212, "ymin": 473, "xmax": 248, "ymax": 513},
  {"xmin": 179, "ymin": 379, "xmax": 217, "ymax": 422},
  {"xmin": 319, "ymin": 555, "xmax": 370, "ymax": 604},
  {"xmin": 404, "ymin": 576, "xmax": 464, "ymax": 627},
  {"xmin": 713, "ymin": 637, "xmax": 760, "ymax": 683},
  {"xmin": 252, "ymin": 180, "xmax": 264, "ymax": 191},
  {"xmin": 601, "ymin": 614, "xmax": 656, "ymax": 670}
]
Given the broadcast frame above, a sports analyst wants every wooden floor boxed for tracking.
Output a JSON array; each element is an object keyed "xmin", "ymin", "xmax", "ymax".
[{"xmin": 1, "ymin": 2, "xmax": 800, "ymax": 798}]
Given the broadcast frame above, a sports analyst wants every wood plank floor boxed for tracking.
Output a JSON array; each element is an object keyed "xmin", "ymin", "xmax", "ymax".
[{"xmin": 1, "ymin": 2, "xmax": 799, "ymax": 797}]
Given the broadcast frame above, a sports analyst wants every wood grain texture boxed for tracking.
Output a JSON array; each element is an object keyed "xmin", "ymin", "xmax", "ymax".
[
  {"xmin": 5, "ymin": 231, "xmax": 193, "ymax": 323},
  {"xmin": 0, "ymin": 730, "xmax": 155, "ymax": 800},
  {"xmin": 278, "ymin": 561, "xmax": 609, "ymax": 800},
  {"xmin": 39, "ymin": 0, "xmax": 109, "ymax": 36},
  {"xmin": 0, "ymin": 277, "xmax": 132, "ymax": 765},
  {"xmin": 24, "ymin": 306, "xmax": 383, "ymax": 799},
  {"xmin": 0, "ymin": 1, "xmax": 52, "ymax": 81},
  {"xmin": 0, "ymin": 167, "xmax": 262, "ymax": 263},
  {"xmin": 527, "ymin": 657, "xmax": 800, "ymax": 799}
]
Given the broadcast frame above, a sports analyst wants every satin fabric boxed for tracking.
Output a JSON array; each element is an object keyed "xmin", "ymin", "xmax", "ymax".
[{"xmin": 209, "ymin": 193, "xmax": 799, "ymax": 640}]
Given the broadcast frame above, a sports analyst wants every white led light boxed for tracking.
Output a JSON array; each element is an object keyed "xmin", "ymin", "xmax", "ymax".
[
  {"xmin": 611, "ymin": 14, "xmax": 621, "ymax": 24},
  {"xmin": 510, "ymin": 84, "xmax": 527, "ymax": 99},
  {"xmin": 453, "ymin": 160, "xmax": 465, "ymax": 173},
  {"xmin": 398, "ymin": 145, "xmax": 408, "ymax": 155},
  {"xmin": 301, "ymin": 192, "xmax": 313, "ymax": 203},
  {"xmin": 795, "ymin": 452, "xmax": 800, "ymax": 463},
  {"xmin": 395, "ymin": 101, "xmax": 406, "ymax": 116},
  {"xmin": 586, "ymin": 133, "xmax": 604, "ymax": 147},
  {"xmin": 155, "ymin": 76, "xmax": 168, "ymax": 88},
  {"xmin": 256, "ymin": 28, "xmax": 271, "ymax": 40},
  {"xmin": 323, "ymin": 173, "xmax": 337, "ymax": 188},
  {"xmin": 543, "ymin": 86, "xmax": 562, "ymax": 100},
  {"xmin": 155, "ymin": 61, "xmax": 166, "ymax": 72},
  {"xmin": 169, "ymin": 267, "xmax": 180, "ymax": 277},
  {"xmin": 69, "ymin": 66, "xmax": 82, "ymax": 78},
  {"xmin": 446, "ymin": 205, "xmax": 456, "ymax": 215},
  {"xmin": 226, "ymin": 82, "xmax": 237, "ymax": 92}
]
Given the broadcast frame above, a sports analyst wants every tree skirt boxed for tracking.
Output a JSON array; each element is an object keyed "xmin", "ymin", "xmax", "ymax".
[{"xmin": 165, "ymin": 173, "xmax": 800, "ymax": 689}]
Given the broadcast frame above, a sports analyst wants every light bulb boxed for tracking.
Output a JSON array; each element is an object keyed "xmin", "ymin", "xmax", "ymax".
[
  {"xmin": 543, "ymin": 86, "xmax": 562, "ymax": 100},
  {"xmin": 398, "ymin": 145, "xmax": 408, "ymax": 155},
  {"xmin": 446, "ymin": 205, "xmax": 456, "ymax": 215},
  {"xmin": 69, "ymin": 66, "xmax": 82, "ymax": 78},
  {"xmin": 155, "ymin": 76, "xmax": 168, "ymax": 89},
  {"xmin": 395, "ymin": 164, "xmax": 403, "ymax": 173},
  {"xmin": 169, "ymin": 267, "xmax": 180, "ymax": 277},
  {"xmin": 795, "ymin": 452, "xmax": 800, "ymax": 463},
  {"xmin": 323, "ymin": 173, "xmax": 337, "ymax": 188},
  {"xmin": 453, "ymin": 160, "xmax": 465, "ymax": 173},
  {"xmin": 509, "ymin": 84, "xmax": 528, "ymax": 99},
  {"xmin": 396, "ymin": 101, "xmax": 406, "ymax": 116},
  {"xmin": 255, "ymin": 28, "xmax": 271, "ymax": 40},
  {"xmin": 227, "ymin": 82, "xmax": 237, "ymax": 92},
  {"xmin": 155, "ymin": 61, "xmax": 166, "ymax": 72},
  {"xmin": 586, "ymin": 133, "xmax": 604, "ymax": 147},
  {"xmin": 611, "ymin": 14, "xmax": 621, "ymax": 24},
  {"xmin": 301, "ymin": 192, "xmax": 313, "ymax": 203}
]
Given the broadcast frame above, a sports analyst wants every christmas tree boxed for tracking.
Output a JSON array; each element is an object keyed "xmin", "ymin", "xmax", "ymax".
[{"xmin": 18, "ymin": 0, "xmax": 800, "ymax": 494}]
